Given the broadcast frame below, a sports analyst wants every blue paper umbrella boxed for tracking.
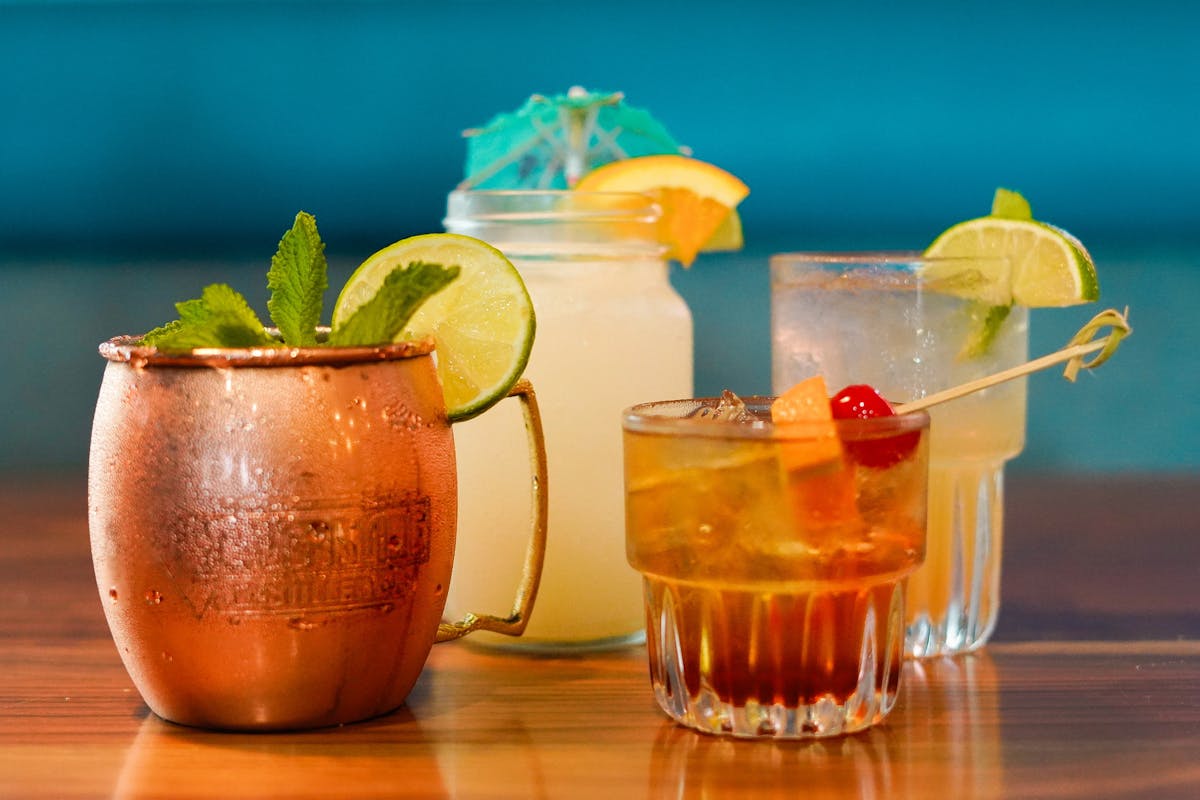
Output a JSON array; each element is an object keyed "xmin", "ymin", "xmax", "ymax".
[{"xmin": 460, "ymin": 87, "xmax": 689, "ymax": 190}]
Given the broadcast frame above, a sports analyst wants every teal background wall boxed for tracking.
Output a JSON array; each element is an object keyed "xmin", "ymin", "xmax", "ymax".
[{"xmin": 2, "ymin": 0, "xmax": 1196, "ymax": 473}]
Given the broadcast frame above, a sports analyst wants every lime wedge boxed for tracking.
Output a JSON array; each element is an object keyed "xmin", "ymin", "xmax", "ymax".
[
  {"xmin": 333, "ymin": 233, "xmax": 534, "ymax": 421},
  {"xmin": 991, "ymin": 187, "xmax": 1033, "ymax": 220},
  {"xmin": 958, "ymin": 302, "xmax": 1012, "ymax": 359},
  {"xmin": 701, "ymin": 208, "xmax": 744, "ymax": 252},
  {"xmin": 924, "ymin": 217, "xmax": 1099, "ymax": 307},
  {"xmin": 918, "ymin": 248, "xmax": 1013, "ymax": 306}
]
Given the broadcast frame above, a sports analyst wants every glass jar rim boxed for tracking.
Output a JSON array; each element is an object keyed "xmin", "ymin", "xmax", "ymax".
[
  {"xmin": 770, "ymin": 250, "xmax": 1012, "ymax": 268},
  {"xmin": 445, "ymin": 189, "xmax": 662, "ymax": 225},
  {"xmin": 769, "ymin": 251, "xmax": 1013, "ymax": 289},
  {"xmin": 623, "ymin": 396, "xmax": 930, "ymax": 441},
  {"xmin": 445, "ymin": 189, "xmax": 668, "ymax": 259}
]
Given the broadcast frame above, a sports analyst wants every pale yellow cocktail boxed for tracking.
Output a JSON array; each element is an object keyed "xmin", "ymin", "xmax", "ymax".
[{"xmin": 444, "ymin": 190, "xmax": 692, "ymax": 650}]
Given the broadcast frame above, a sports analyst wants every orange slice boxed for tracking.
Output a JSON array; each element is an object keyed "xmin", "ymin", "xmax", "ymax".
[
  {"xmin": 573, "ymin": 155, "xmax": 749, "ymax": 266},
  {"xmin": 771, "ymin": 376, "xmax": 859, "ymax": 528},
  {"xmin": 770, "ymin": 376, "xmax": 842, "ymax": 469}
]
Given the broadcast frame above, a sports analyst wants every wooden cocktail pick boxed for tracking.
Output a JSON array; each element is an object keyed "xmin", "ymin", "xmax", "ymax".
[{"xmin": 893, "ymin": 308, "xmax": 1132, "ymax": 415}]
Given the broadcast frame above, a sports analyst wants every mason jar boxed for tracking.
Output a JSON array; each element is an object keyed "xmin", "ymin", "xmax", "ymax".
[{"xmin": 444, "ymin": 190, "xmax": 693, "ymax": 651}]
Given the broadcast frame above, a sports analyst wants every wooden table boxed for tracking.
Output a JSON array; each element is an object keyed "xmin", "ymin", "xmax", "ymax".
[{"xmin": 2, "ymin": 474, "xmax": 1198, "ymax": 798}]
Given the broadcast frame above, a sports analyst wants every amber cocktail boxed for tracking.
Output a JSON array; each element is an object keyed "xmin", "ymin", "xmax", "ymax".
[{"xmin": 623, "ymin": 396, "xmax": 929, "ymax": 738}]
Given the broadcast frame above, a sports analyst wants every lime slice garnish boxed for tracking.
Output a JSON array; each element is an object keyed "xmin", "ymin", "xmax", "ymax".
[
  {"xmin": 333, "ymin": 233, "xmax": 535, "ymax": 421},
  {"xmin": 924, "ymin": 216, "xmax": 1099, "ymax": 307},
  {"xmin": 922, "ymin": 188, "xmax": 1100, "ymax": 358},
  {"xmin": 991, "ymin": 187, "xmax": 1033, "ymax": 220},
  {"xmin": 917, "ymin": 246, "xmax": 1014, "ymax": 306}
]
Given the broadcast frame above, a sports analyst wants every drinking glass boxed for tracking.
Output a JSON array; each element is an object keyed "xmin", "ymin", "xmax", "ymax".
[
  {"xmin": 771, "ymin": 253, "xmax": 1028, "ymax": 657},
  {"xmin": 623, "ymin": 396, "xmax": 929, "ymax": 738},
  {"xmin": 444, "ymin": 190, "xmax": 692, "ymax": 651}
]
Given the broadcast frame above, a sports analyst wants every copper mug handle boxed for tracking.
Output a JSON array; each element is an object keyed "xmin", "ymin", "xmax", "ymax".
[{"xmin": 436, "ymin": 379, "xmax": 548, "ymax": 642}]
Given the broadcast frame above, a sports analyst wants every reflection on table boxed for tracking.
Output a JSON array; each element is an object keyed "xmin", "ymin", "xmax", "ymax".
[{"xmin": 2, "ymin": 476, "xmax": 1199, "ymax": 798}]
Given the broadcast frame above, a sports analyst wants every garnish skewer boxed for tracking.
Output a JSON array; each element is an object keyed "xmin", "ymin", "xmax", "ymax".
[{"xmin": 894, "ymin": 308, "xmax": 1131, "ymax": 415}]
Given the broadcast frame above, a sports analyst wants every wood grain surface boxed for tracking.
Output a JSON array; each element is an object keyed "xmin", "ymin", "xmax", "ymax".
[{"xmin": 2, "ymin": 474, "xmax": 1198, "ymax": 799}]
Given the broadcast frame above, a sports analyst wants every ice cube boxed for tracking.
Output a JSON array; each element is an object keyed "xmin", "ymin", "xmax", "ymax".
[{"xmin": 694, "ymin": 389, "xmax": 755, "ymax": 423}]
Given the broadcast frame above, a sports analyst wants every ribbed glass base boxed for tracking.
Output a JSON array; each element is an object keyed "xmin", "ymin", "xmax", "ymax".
[
  {"xmin": 906, "ymin": 462, "xmax": 1004, "ymax": 658},
  {"xmin": 644, "ymin": 577, "xmax": 907, "ymax": 739}
]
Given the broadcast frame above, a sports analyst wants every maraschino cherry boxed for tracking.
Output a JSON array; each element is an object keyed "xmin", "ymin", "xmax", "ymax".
[{"xmin": 830, "ymin": 384, "xmax": 919, "ymax": 468}]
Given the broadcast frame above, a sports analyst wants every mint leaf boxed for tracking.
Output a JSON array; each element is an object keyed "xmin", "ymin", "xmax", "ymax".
[
  {"xmin": 135, "ymin": 212, "xmax": 461, "ymax": 353},
  {"xmin": 267, "ymin": 211, "xmax": 327, "ymax": 346},
  {"xmin": 142, "ymin": 283, "xmax": 276, "ymax": 351},
  {"xmin": 140, "ymin": 319, "xmax": 186, "ymax": 344},
  {"xmin": 991, "ymin": 188, "xmax": 1033, "ymax": 220},
  {"xmin": 328, "ymin": 262, "xmax": 459, "ymax": 347}
]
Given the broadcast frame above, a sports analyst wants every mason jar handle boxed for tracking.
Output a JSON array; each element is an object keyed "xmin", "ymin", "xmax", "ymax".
[{"xmin": 436, "ymin": 379, "xmax": 548, "ymax": 642}]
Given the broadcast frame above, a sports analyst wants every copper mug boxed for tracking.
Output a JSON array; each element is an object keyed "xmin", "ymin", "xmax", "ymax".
[{"xmin": 88, "ymin": 336, "xmax": 547, "ymax": 731}]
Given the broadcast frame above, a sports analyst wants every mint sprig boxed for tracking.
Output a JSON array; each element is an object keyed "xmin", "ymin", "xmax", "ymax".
[
  {"xmin": 139, "ymin": 212, "xmax": 459, "ymax": 352},
  {"xmin": 328, "ymin": 262, "xmax": 459, "ymax": 347},
  {"xmin": 267, "ymin": 211, "xmax": 327, "ymax": 346},
  {"xmin": 142, "ymin": 284, "xmax": 275, "ymax": 350}
]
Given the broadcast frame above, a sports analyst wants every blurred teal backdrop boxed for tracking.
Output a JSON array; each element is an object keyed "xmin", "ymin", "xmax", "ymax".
[{"xmin": 2, "ymin": 0, "xmax": 1196, "ymax": 473}]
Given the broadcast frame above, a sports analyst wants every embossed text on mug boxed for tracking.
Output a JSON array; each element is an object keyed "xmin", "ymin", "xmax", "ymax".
[{"xmin": 162, "ymin": 492, "xmax": 433, "ymax": 619}]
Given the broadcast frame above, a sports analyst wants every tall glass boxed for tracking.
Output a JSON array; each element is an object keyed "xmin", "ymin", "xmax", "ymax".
[
  {"xmin": 624, "ymin": 396, "xmax": 930, "ymax": 738},
  {"xmin": 444, "ymin": 190, "xmax": 692, "ymax": 651},
  {"xmin": 771, "ymin": 253, "xmax": 1028, "ymax": 657}
]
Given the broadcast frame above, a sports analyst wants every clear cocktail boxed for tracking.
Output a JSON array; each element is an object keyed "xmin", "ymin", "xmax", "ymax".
[
  {"xmin": 771, "ymin": 254, "xmax": 1027, "ymax": 657},
  {"xmin": 623, "ymin": 393, "xmax": 929, "ymax": 738}
]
